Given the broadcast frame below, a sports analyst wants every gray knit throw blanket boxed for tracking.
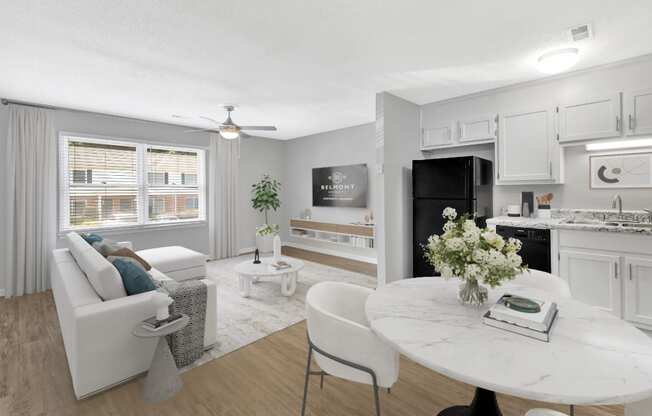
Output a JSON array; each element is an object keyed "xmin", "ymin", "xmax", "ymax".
[{"xmin": 164, "ymin": 280, "xmax": 207, "ymax": 368}]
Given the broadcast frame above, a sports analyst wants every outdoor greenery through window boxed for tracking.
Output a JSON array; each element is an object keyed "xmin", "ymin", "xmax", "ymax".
[{"xmin": 60, "ymin": 135, "xmax": 205, "ymax": 231}]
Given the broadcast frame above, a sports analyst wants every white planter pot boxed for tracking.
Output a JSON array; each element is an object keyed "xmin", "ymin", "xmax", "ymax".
[{"xmin": 256, "ymin": 234, "xmax": 274, "ymax": 253}]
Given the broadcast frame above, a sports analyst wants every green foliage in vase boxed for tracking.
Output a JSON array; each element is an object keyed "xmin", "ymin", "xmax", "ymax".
[
  {"xmin": 424, "ymin": 207, "xmax": 528, "ymax": 288},
  {"xmin": 251, "ymin": 174, "xmax": 281, "ymax": 230}
]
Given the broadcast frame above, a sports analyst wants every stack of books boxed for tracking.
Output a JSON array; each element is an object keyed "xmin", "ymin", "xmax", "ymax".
[
  {"xmin": 270, "ymin": 260, "xmax": 291, "ymax": 271},
  {"xmin": 141, "ymin": 313, "xmax": 183, "ymax": 332},
  {"xmin": 483, "ymin": 294, "xmax": 558, "ymax": 342}
]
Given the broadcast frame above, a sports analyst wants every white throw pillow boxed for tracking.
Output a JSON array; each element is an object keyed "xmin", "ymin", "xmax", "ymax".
[{"xmin": 65, "ymin": 232, "xmax": 127, "ymax": 300}]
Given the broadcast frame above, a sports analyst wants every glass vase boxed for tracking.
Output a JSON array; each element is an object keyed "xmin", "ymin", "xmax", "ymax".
[{"xmin": 458, "ymin": 279, "xmax": 488, "ymax": 306}]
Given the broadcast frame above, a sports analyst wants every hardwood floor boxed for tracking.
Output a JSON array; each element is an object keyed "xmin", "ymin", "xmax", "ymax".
[{"xmin": 0, "ymin": 291, "xmax": 623, "ymax": 416}]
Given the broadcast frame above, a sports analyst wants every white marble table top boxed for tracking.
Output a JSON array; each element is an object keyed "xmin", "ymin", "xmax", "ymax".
[
  {"xmin": 234, "ymin": 256, "xmax": 304, "ymax": 276},
  {"xmin": 365, "ymin": 277, "xmax": 652, "ymax": 405}
]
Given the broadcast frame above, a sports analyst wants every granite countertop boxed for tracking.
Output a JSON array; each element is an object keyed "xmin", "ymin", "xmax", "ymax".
[{"xmin": 487, "ymin": 209, "xmax": 652, "ymax": 235}]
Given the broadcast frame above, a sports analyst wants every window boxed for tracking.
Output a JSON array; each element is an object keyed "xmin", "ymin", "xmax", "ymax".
[{"xmin": 60, "ymin": 135, "xmax": 205, "ymax": 231}]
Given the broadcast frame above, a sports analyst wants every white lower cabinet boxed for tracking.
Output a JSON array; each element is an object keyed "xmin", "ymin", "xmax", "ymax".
[
  {"xmin": 559, "ymin": 250, "xmax": 621, "ymax": 316},
  {"xmin": 558, "ymin": 230, "xmax": 652, "ymax": 330},
  {"xmin": 625, "ymin": 257, "xmax": 652, "ymax": 327}
]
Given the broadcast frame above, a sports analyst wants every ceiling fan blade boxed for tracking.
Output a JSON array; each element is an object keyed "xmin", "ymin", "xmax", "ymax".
[
  {"xmin": 199, "ymin": 115, "xmax": 223, "ymax": 125},
  {"xmin": 239, "ymin": 125, "xmax": 277, "ymax": 131},
  {"xmin": 184, "ymin": 128, "xmax": 218, "ymax": 133},
  {"xmin": 239, "ymin": 132, "xmax": 252, "ymax": 139}
]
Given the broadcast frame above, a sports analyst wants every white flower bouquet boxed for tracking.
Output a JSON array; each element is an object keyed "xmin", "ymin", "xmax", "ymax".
[{"xmin": 424, "ymin": 207, "xmax": 527, "ymax": 305}]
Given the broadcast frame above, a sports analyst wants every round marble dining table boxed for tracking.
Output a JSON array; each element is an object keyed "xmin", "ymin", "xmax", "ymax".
[{"xmin": 365, "ymin": 277, "xmax": 652, "ymax": 416}]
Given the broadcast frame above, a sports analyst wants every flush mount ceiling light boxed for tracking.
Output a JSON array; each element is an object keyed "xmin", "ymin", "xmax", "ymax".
[
  {"xmin": 586, "ymin": 138, "xmax": 652, "ymax": 151},
  {"xmin": 537, "ymin": 48, "xmax": 580, "ymax": 74}
]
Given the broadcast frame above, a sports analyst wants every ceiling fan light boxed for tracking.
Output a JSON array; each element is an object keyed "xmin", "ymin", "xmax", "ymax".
[
  {"xmin": 537, "ymin": 48, "xmax": 579, "ymax": 74},
  {"xmin": 220, "ymin": 130, "xmax": 240, "ymax": 140}
]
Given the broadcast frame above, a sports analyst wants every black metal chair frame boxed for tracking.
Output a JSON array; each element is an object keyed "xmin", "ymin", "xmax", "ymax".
[{"xmin": 300, "ymin": 333, "xmax": 381, "ymax": 416}]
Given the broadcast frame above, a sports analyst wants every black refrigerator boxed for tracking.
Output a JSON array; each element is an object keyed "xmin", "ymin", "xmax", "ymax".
[{"xmin": 412, "ymin": 157, "xmax": 493, "ymax": 277}]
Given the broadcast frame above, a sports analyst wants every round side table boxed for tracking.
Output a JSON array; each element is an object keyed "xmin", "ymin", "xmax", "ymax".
[{"xmin": 133, "ymin": 315, "xmax": 190, "ymax": 403}]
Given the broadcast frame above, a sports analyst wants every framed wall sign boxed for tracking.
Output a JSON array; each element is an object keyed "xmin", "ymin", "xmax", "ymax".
[{"xmin": 589, "ymin": 151, "xmax": 652, "ymax": 189}]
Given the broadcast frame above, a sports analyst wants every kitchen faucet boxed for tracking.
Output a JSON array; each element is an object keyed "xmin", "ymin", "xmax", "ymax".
[{"xmin": 612, "ymin": 194, "xmax": 623, "ymax": 218}]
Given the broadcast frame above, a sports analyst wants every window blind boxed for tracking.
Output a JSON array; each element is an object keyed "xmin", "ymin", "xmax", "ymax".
[
  {"xmin": 146, "ymin": 147, "xmax": 201, "ymax": 222},
  {"xmin": 59, "ymin": 135, "xmax": 205, "ymax": 232},
  {"xmin": 64, "ymin": 139, "xmax": 139, "ymax": 229}
]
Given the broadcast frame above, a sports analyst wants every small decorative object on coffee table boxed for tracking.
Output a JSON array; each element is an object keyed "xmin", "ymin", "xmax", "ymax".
[
  {"xmin": 423, "ymin": 207, "xmax": 527, "ymax": 306},
  {"xmin": 235, "ymin": 256, "xmax": 304, "ymax": 297},
  {"xmin": 133, "ymin": 314, "xmax": 190, "ymax": 403},
  {"xmin": 253, "ymin": 249, "xmax": 261, "ymax": 264}
]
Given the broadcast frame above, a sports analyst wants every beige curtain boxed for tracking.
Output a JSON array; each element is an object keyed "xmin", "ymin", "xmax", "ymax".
[
  {"xmin": 208, "ymin": 133, "xmax": 239, "ymax": 259},
  {"xmin": 2, "ymin": 105, "xmax": 57, "ymax": 297}
]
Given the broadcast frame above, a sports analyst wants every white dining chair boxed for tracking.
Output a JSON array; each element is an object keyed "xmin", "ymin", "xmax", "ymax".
[
  {"xmin": 526, "ymin": 407, "xmax": 574, "ymax": 416},
  {"xmin": 519, "ymin": 270, "xmax": 574, "ymax": 416},
  {"xmin": 301, "ymin": 282, "xmax": 400, "ymax": 416},
  {"xmin": 512, "ymin": 269, "xmax": 572, "ymax": 298}
]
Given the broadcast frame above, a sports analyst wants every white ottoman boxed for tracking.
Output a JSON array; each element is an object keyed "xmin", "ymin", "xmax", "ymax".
[{"xmin": 137, "ymin": 246, "xmax": 207, "ymax": 282}]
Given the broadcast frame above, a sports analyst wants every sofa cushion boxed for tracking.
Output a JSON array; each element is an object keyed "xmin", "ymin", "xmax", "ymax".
[
  {"xmin": 136, "ymin": 246, "xmax": 207, "ymax": 281},
  {"xmin": 66, "ymin": 232, "xmax": 127, "ymax": 301},
  {"xmin": 110, "ymin": 258, "xmax": 156, "ymax": 296}
]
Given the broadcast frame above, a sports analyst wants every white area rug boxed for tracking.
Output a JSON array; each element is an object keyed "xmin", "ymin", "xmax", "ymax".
[{"xmin": 184, "ymin": 254, "xmax": 376, "ymax": 371}]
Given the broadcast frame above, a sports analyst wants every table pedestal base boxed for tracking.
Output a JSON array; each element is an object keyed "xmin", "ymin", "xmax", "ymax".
[
  {"xmin": 438, "ymin": 388, "xmax": 502, "ymax": 416},
  {"xmin": 142, "ymin": 337, "xmax": 183, "ymax": 403}
]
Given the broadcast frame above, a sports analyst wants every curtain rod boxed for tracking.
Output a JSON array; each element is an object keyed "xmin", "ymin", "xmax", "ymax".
[{"xmin": 0, "ymin": 97, "xmax": 203, "ymax": 130}]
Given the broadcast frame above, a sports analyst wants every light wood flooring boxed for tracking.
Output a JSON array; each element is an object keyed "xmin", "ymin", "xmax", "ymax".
[{"xmin": 0, "ymin": 291, "xmax": 623, "ymax": 416}]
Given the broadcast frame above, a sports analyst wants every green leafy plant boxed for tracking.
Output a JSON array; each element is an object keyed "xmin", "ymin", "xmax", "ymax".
[
  {"xmin": 251, "ymin": 174, "xmax": 281, "ymax": 234},
  {"xmin": 424, "ymin": 207, "xmax": 528, "ymax": 288}
]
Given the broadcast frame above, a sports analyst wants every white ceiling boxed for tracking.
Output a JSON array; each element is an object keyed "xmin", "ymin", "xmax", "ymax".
[{"xmin": 1, "ymin": 1, "xmax": 651, "ymax": 140}]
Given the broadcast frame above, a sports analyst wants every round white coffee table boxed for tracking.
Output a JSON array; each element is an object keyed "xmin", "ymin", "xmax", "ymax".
[{"xmin": 235, "ymin": 256, "xmax": 304, "ymax": 297}]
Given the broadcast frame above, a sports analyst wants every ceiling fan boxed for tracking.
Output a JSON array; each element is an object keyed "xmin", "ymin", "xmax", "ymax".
[{"xmin": 185, "ymin": 105, "xmax": 277, "ymax": 139}]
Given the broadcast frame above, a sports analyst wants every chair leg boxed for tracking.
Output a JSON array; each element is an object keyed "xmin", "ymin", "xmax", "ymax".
[
  {"xmin": 570, "ymin": 404, "xmax": 575, "ymax": 416},
  {"xmin": 387, "ymin": 387, "xmax": 391, "ymax": 394},
  {"xmin": 300, "ymin": 345, "xmax": 313, "ymax": 416},
  {"xmin": 320, "ymin": 373, "xmax": 324, "ymax": 389},
  {"xmin": 372, "ymin": 382, "xmax": 381, "ymax": 416}
]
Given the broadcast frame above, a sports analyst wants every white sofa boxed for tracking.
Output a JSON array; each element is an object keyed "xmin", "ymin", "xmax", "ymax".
[{"xmin": 51, "ymin": 234, "xmax": 217, "ymax": 399}]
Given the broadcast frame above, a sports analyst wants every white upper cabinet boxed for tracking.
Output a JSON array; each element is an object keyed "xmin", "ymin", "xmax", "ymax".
[
  {"xmin": 497, "ymin": 106, "xmax": 561, "ymax": 183},
  {"xmin": 624, "ymin": 88, "xmax": 652, "ymax": 136},
  {"xmin": 557, "ymin": 93, "xmax": 622, "ymax": 143},
  {"xmin": 421, "ymin": 123, "xmax": 453, "ymax": 149},
  {"xmin": 457, "ymin": 114, "xmax": 497, "ymax": 143},
  {"xmin": 625, "ymin": 256, "xmax": 652, "ymax": 327}
]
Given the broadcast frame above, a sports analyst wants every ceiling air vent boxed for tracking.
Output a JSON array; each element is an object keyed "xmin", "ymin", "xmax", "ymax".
[{"xmin": 568, "ymin": 23, "xmax": 592, "ymax": 42}]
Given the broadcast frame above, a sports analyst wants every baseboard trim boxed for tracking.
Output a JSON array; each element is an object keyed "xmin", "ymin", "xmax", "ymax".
[{"xmin": 282, "ymin": 245, "xmax": 377, "ymax": 277}]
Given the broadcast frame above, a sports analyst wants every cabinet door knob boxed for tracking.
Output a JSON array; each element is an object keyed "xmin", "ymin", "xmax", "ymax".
[{"xmin": 614, "ymin": 263, "xmax": 619, "ymax": 279}]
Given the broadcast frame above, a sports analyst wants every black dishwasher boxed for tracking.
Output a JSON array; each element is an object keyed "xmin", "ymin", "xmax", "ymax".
[{"xmin": 495, "ymin": 225, "xmax": 551, "ymax": 273}]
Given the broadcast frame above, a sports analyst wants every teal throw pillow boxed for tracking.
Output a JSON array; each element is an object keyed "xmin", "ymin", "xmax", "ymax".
[
  {"xmin": 111, "ymin": 258, "xmax": 156, "ymax": 296},
  {"xmin": 80, "ymin": 233, "xmax": 103, "ymax": 245}
]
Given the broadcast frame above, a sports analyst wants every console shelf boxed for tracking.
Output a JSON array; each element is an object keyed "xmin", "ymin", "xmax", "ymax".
[{"xmin": 289, "ymin": 219, "xmax": 375, "ymax": 249}]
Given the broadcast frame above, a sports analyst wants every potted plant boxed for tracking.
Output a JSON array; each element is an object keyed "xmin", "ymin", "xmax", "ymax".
[
  {"xmin": 424, "ymin": 207, "xmax": 527, "ymax": 306},
  {"xmin": 251, "ymin": 174, "xmax": 281, "ymax": 253}
]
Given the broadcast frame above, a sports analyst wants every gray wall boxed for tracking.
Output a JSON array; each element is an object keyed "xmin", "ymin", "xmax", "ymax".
[
  {"xmin": 281, "ymin": 123, "xmax": 376, "ymax": 258},
  {"xmin": 282, "ymin": 123, "xmax": 376, "ymax": 232},
  {"xmin": 377, "ymin": 93, "xmax": 420, "ymax": 284},
  {"xmin": 238, "ymin": 136, "xmax": 286, "ymax": 251}
]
